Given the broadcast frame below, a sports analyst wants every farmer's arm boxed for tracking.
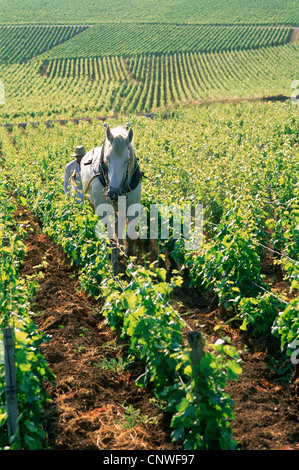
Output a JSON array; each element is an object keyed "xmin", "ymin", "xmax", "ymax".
[{"xmin": 64, "ymin": 162, "xmax": 72, "ymax": 194}]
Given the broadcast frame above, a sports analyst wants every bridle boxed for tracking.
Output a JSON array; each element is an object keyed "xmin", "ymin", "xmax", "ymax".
[{"xmin": 84, "ymin": 139, "xmax": 143, "ymax": 197}]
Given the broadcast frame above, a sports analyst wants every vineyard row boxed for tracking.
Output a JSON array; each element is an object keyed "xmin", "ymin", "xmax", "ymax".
[
  {"xmin": 43, "ymin": 23, "xmax": 292, "ymax": 59},
  {"xmin": 0, "ymin": 176, "xmax": 55, "ymax": 449}
]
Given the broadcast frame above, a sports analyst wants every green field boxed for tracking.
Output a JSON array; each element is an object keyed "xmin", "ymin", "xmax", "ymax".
[{"xmin": 0, "ymin": 0, "xmax": 299, "ymax": 25}]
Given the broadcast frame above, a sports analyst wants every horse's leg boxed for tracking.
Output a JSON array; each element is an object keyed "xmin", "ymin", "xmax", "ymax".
[
  {"xmin": 104, "ymin": 209, "xmax": 118, "ymax": 276},
  {"xmin": 115, "ymin": 211, "xmax": 126, "ymax": 253},
  {"xmin": 111, "ymin": 214, "xmax": 119, "ymax": 276},
  {"xmin": 126, "ymin": 214, "xmax": 138, "ymax": 256},
  {"xmin": 125, "ymin": 186, "xmax": 142, "ymax": 256}
]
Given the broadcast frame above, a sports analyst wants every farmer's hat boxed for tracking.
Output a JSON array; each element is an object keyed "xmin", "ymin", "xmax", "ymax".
[{"xmin": 71, "ymin": 145, "xmax": 86, "ymax": 158}]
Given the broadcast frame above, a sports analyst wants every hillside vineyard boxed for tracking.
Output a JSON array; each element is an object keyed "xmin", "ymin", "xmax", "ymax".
[
  {"xmin": 0, "ymin": 0, "xmax": 298, "ymax": 451},
  {"xmin": 0, "ymin": 42, "xmax": 297, "ymax": 122}
]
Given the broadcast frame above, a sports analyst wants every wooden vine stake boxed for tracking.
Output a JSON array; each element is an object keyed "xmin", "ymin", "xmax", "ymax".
[
  {"xmin": 3, "ymin": 327, "xmax": 20, "ymax": 446},
  {"xmin": 186, "ymin": 331, "xmax": 205, "ymax": 396},
  {"xmin": 187, "ymin": 330, "xmax": 205, "ymax": 369}
]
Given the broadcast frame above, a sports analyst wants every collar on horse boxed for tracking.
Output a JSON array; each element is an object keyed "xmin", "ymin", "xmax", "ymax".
[{"xmin": 84, "ymin": 140, "xmax": 143, "ymax": 195}]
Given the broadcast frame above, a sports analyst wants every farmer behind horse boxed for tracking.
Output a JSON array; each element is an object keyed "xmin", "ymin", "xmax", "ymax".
[{"xmin": 64, "ymin": 145, "xmax": 86, "ymax": 203}]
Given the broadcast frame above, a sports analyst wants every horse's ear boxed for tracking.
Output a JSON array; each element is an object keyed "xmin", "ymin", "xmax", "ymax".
[
  {"xmin": 126, "ymin": 128, "xmax": 133, "ymax": 146},
  {"xmin": 106, "ymin": 125, "xmax": 114, "ymax": 144}
]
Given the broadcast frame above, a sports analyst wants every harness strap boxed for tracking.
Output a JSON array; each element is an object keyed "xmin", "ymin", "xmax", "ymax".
[
  {"xmin": 84, "ymin": 173, "xmax": 98, "ymax": 196},
  {"xmin": 123, "ymin": 159, "xmax": 143, "ymax": 193},
  {"xmin": 98, "ymin": 140, "xmax": 109, "ymax": 188},
  {"xmin": 84, "ymin": 141, "xmax": 143, "ymax": 196},
  {"xmin": 83, "ymin": 147, "xmax": 98, "ymax": 195}
]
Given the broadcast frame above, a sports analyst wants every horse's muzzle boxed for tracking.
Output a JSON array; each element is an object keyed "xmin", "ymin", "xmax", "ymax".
[{"xmin": 108, "ymin": 187, "xmax": 119, "ymax": 201}]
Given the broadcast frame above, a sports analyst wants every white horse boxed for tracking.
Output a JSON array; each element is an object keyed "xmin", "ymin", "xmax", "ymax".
[{"xmin": 80, "ymin": 124, "xmax": 142, "ymax": 275}]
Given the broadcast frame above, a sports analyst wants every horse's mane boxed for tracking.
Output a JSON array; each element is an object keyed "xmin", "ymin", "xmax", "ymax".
[{"xmin": 104, "ymin": 126, "xmax": 135, "ymax": 175}]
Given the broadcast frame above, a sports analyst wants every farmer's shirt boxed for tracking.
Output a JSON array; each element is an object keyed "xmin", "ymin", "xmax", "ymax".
[{"xmin": 64, "ymin": 159, "xmax": 84, "ymax": 203}]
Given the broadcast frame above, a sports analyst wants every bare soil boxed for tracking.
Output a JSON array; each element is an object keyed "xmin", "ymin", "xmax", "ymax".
[
  {"xmin": 15, "ymin": 203, "xmax": 298, "ymax": 451},
  {"xmin": 39, "ymin": 64, "xmax": 49, "ymax": 78},
  {"xmin": 290, "ymin": 27, "xmax": 299, "ymax": 45}
]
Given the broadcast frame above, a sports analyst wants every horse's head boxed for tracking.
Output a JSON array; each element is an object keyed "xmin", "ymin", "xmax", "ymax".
[{"xmin": 104, "ymin": 125, "xmax": 134, "ymax": 201}]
